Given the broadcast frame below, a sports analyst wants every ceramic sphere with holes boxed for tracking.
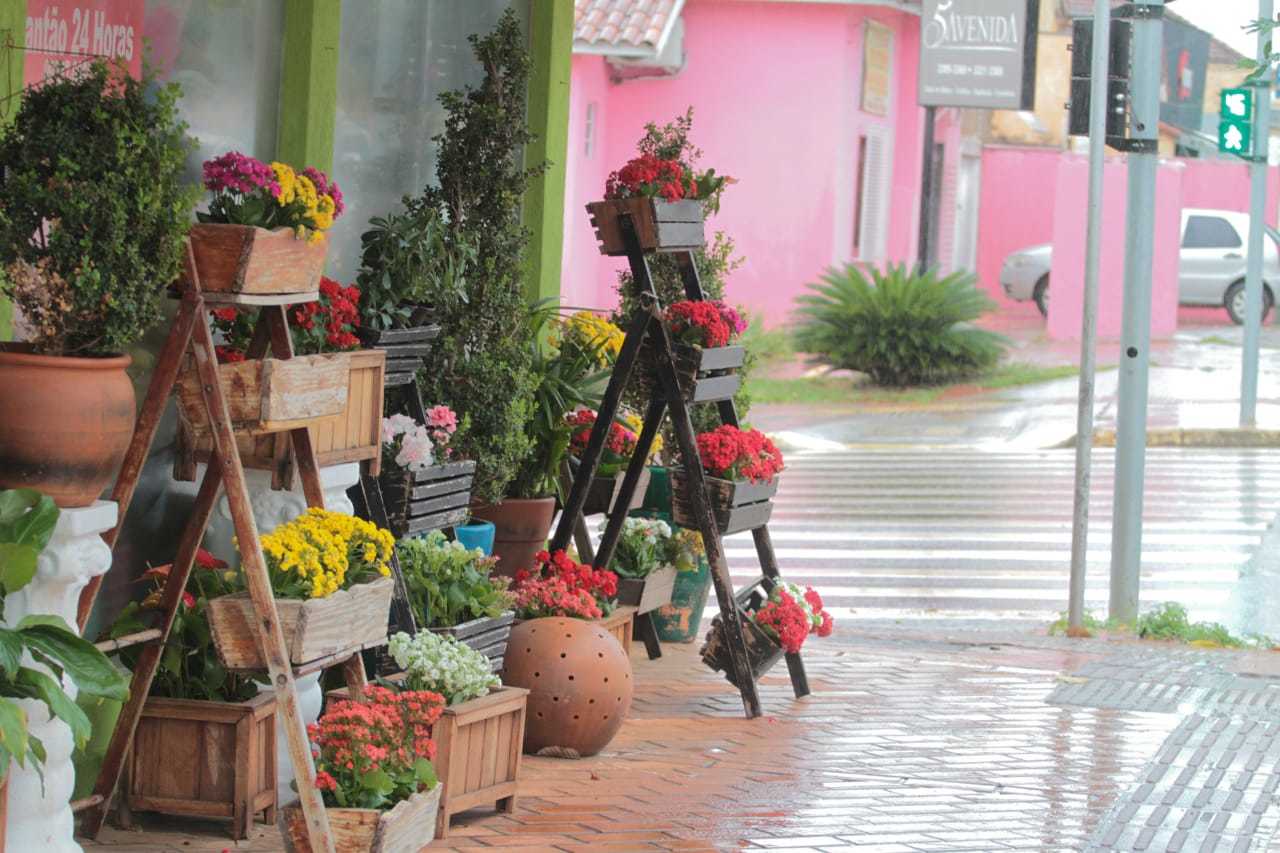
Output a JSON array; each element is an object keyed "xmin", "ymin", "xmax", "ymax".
[{"xmin": 502, "ymin": 616, "xmax": 634, "ymax": 757}]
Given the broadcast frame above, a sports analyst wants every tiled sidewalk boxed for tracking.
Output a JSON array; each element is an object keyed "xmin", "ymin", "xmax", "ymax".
[{"xmin": 83, "ymin": 623, "xmax": 1280, "ymax": 852}]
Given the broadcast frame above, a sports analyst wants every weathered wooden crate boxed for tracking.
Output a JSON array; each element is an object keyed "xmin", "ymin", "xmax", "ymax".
[
  {"xmin": 586, "ymin": 198, "xmax": 704, "ymax": 256},
  {"xmin": 358, "ymin": 324, "xmax": 440, "ymax": 387},
  {"xmin": 615, "ymin": 565, "xmax": 678, "ymax": 615},
  {"xmin": 180, "ymin": 348, "xmax": 386, "ymax": 478},
  {"xmin": 207, "ymin": 577, "xmax": 394, "ymax": 670},
  {"xmin": 700, "ymin": 580, "xmax": 784, "ymax": 690},
  {"xmin": 432, "ymin": 686, "xmax": 528, "ymax": 839},
  {"xmin": 671, "ymin": 471, "xmax": 777, "ymax": 536},
  {"xmin": 128, "ymin": 693, "xmax": 277, "ymax": 840},
  {"xmin": 429, "ymin": 611, "xmax": 514, "ymax": 674},
  {"xmin": 635, "ymin": 342, "xmax": 744, "ymax": 403},
  {"xmin": 379, "ymin": 460, "xmax": 475, "ymax": 538},
  {"xmin": 188, "ymin": 224, "xmax": 328, "ymax": 295},
  {"xmin": 176, "ymin": 352, "xmax": 351, "ymax": 433},
  {"xmin": 578, "ymin": 466, "xmax": 651, "ymax": 517},
  {"xmin": 279, "ymin": 784, "xmax": 441, "ymax": 853},
  {"xmin": 595, "ymin": 606, "xmax": 637, "ymax": 656}
]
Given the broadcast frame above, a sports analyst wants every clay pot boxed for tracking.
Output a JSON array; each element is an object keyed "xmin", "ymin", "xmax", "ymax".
[
  {"xmin": 470, "ymin": 497, "xmax": 556, "ymax": 578},
  {"xmin": 0, "ymin": 347, "xmax": 135, "ymax": 507},
  {"xmin": 502, "ymin": 617, "xmax": 633, "ymax": 758}
]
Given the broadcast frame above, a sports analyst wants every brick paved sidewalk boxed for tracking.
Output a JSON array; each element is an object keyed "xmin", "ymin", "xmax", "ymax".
[{"xmin": 83, "ymin": 623, "xmax": 1280, "ymax": 852}]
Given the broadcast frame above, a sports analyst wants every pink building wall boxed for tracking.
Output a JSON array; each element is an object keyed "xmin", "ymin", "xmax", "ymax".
[
  {"xmin": 977, "ymin": 147, "xmax": 1280, "ymax": 319},
  {"xmin": 1048, "ymin": 157, "xmax": 1183, "ymax": 341},
  {"xmin": 562, "ymin": 0, "xmax": 932, "ymax": 323}
]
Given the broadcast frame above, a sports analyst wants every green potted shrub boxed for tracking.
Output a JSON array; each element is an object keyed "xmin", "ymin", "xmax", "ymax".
[
  {"xmin": 396, "ymin": 531, "xmax": 514, "ymax": 670},
  {"xmin": 410, "ymin": 10, "xmax": 543, "ymax": 554},
  {"xmin": 0, "ymin": 60, "xmax": 195, "ymax": 507},
  {"xmin": 103, "ymin": 549, "xmax": 276, "ymax": 839},
  {"xmin": 473, "ymin": 303, "xmax": 607, "ymax": 575}
]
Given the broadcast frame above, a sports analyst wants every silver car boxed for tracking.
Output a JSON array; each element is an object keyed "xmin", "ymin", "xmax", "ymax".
[{"xmin": 1000, "ymin": 208, "xmax": 1280, "ymax": 324}]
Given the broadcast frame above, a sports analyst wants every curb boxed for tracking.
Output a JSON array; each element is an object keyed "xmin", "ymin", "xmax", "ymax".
[{"xmin": 1060, "ymin": 428, "xmax": 1280, "ymax": 449}]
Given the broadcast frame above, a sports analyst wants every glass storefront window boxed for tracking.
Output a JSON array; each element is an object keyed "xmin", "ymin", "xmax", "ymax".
[
  {"xmin": 143, "ymin": 0, "xmax": 285, "ymax": 180},
  {"xmin": 329, "ymin": 1, "xmax": 523, "ymax": 281}
]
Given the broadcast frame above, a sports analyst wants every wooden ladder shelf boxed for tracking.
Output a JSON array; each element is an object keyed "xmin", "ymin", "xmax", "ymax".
[
  {"xmin": 551, "ymin": 207, "xmax": 810, "ymax": 718},
  {"xmin": 73, "ymin": 244, "xmax": 369, "ymax": 853}
]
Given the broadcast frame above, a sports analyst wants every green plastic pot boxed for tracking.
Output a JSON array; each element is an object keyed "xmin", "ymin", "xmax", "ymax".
[
  {"xmin": 641, "ymin": 465, "xmax": 671, "ymax": 513},
  {"xmin": 71, "ymin": 692, "xmax": 123, "ymax": 801},
  {"xmin": 650, "ymin": 556, "xmax": 712, "ymax": 644}
]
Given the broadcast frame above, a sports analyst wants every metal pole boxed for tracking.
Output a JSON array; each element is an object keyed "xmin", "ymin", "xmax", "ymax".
[
  {"xmin": 1241, "ymin": 0, "xmax": 1273, "ymax": 427},
  {"xmin": 918, "ymin": 105, "xmax": 937, "ymax": 271},
  {"xmin": 1068, "ymin": 0, "xmax": 1112, "ymax": 632},
  {"xmin": 1108, "ymin": 0, "xmax": 1163, "ymax": 624}
]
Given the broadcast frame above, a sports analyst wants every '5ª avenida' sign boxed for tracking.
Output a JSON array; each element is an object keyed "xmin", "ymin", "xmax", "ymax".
[{"xmin": 919, "ymin": 0, "xmax": 1040, "ymax": 110}]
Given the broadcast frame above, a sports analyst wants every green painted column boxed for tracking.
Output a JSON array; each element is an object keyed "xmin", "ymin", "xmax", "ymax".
[
  {"xmin": 0, "ymin": 0, "xmax": 23, "ymax": 339},
  {"xmin": 524, "ymin": 0, "xmax": 573, "ymax": 304},
  {"xmin": 277, "ymin": 0, "xmax": 340, "ymax": 172}
]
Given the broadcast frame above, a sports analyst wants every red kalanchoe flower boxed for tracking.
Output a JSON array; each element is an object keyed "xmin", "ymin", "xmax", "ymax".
[
  {"xmin": 694, "ymin": 425, "xmax": 784, "ymax": 483},
  {"xmin": 665, "ymin": 301, "xmax": 732, "ymax": 349}
]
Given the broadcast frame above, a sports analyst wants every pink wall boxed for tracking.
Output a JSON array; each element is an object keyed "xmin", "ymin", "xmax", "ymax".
[
  {"xmin": 1047, "ymin": 157, "xmax": 1183, "ymax": 341},
  {"xmin": 562, "ymin": 0, "xmax": 923, "ymax": 322}
]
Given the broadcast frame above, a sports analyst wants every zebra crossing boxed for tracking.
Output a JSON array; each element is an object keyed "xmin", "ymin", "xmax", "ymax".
[{"xmin": 723, "ymin": 447, "xmax": 1280, "ymax": 621}]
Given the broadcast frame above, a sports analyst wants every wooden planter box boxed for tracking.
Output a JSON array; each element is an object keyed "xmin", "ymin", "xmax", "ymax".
[
  {"xmin": 429, "ymin": 611, "xmax": 514, "ymax": 674},
  {"xmin": 188, "ymin": 223, "xmax": 327, "ymax": 295},
  {"xmin": 176, "ymin": 352, "xmax": 351, "ymax": 433},
  {"xmin": 636, "ymin": 342, "xmax": 744, "ymax": 404},
  {"xmin": 280, "ymin": 784, "xmax": 441, "ymax": 853},
  {"xmin": 433, "ymin": 686, "xmax": 529, "ymax": 839},
  {"xmin": 207, "ymin": 577, "xmax": 394, "ymax": 670},
  {"xmin": 579, "ymin": 467, "xmax": 651, "ymax": 517},
  {"xmin": 379, "ymin": 460, "xmax": 475, "ymax": 538},
  {"xmin": 671, "ymin": 472, "xmax": 777, "ymax": 536},
  {"xmin": 359, "ymin": 324, "xmax": 440, "ymax": 387},
  {"xmin": 595, "ymin": 606, "xmax": 637, "ymax": 656},
  {"xmin": 127, "ymin": 693, "xmax": 277, "ymax": 840},
  {"xmin": 180, "ymin": 348, "xmax": 386, "ymax": 478},
  {"xmin": 586, "ymin": 198, "xmax": 704, "ymax": 256},
  {"xmin": 615, "ymin": 565, "xmax": 678, "ymax": 615},
  {"xmin": 700, "ymin": 581, "xmax": 784, "ymax": 690}
]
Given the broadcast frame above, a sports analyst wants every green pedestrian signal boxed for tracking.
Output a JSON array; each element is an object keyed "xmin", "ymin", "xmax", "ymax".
[{"xmin": 1219, "ymin": 87, "xmax": 1254, "ymax": 156}]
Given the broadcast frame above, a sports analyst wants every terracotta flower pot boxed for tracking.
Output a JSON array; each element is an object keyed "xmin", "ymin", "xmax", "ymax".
[
  {"xmin": 0, "ymin": 346, "xmax": 134, "ymax": 507},
  {"xmin": 470, "ymin": 497, "xmax": 556, "ymax": 578},
  {"xmin": 502, "ymin": 617, "xmax": 633, "ymax": 758}
]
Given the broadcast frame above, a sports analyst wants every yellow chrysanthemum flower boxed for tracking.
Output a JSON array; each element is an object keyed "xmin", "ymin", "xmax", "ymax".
[{"xmin": 272, "ymin": 162, "xmax": 297, "ymax": 205}]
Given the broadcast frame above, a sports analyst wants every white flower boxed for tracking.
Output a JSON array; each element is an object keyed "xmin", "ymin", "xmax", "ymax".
[{"xmin": 389, "ymin": 631, "xmax": 499, "ymax": 705}]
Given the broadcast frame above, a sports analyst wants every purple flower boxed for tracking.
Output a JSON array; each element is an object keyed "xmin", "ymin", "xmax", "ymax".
[
  {"xmin": 202, "ymin": 151, "xmax": 279, "ymax": 197},
  {"xmin": 712, "ymin": 300, "xmax": 747, "ymax": 336}
]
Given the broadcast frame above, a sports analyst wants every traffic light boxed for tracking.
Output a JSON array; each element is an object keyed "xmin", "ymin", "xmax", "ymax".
[{"xmin": 1067, "ymin": 18, "xmax": 1133, "ymax": 144}]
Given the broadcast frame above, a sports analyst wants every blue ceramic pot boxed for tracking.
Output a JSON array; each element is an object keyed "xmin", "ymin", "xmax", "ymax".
[{"xmin": 454, "ymin": 520, "xmax": 496, "ymax": 555}]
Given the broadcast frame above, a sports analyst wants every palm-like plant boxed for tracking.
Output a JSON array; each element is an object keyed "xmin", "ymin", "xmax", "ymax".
[
  {"xmin": 794, "ymin": 264, "xmax": 1007, "ymax": 387},
  {"xmin": 0, "ymin": 490, "xmax": 130, "ymax": 781},
  {"xmin": 506, "ymin": 303, "xmax": 610, "ymax": 500}
]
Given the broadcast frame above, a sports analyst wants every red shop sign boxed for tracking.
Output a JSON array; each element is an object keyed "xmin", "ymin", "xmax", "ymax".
[{"xmin": 24, "ymin": 1, "xmax": 145, "ymax": 86}]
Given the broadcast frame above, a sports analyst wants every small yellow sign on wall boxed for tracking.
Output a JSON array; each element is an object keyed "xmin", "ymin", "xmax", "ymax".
[{"xmin": 862, "ymin": 21, "xmax": 893, "ymax": 117}]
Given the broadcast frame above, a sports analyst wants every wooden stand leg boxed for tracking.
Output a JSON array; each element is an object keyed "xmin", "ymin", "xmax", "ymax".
[
  {"xmin": 341, "ymin": 653, "xmax": 369, "ymax": 702},
  {"xmin": 635, "ymin": 612, "xmax": 662, "ymax": 660}
]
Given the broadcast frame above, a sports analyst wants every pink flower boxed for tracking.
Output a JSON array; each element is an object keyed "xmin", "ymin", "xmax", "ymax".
[{"xmin": 425, "ymin": 405, "xmax": 458, "ymax": 434}]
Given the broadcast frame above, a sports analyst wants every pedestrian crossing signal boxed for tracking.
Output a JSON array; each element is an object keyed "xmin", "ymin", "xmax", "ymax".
[{"xmin": 1219, "ymin": 87, "xmax": 1253, "ymax": 156}]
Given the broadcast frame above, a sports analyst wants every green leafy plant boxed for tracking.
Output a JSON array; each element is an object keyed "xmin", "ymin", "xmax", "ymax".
[
  {"xmin": 409, "ymin": 9, "xmax": 544, "ymax": 504},
  {"xmin": 507, "ymin": 303, "xmax": 609, "ymax": 500},
  {"xmin": 104, "ymin": 549, "xmax": 259, "ymax": 703},
  {"xmin": 0, "ymin": 59, "xmax": 196, "ymax": 356},
  {"xmin": 396, "ymin": 531, "xmax": 513, "ymax": 628},
  {"xmin": 795, "ymin": 264, "xmax": 1007, "ymax": 387},
  {"xmin": 356, "ymin": 206, "xmax": 479, "ymax": 332},
  {"xmin": 606, "ymin": 517, "xmax": 704, "ymax": 579},
  {"xmin": 0, "ymin": 490, "xmax": 131, "ymax": 781},
  {"xmin": 1135, "ymin": 602, "xmax": 1271, "ymax": 649},
  {"xmin": 388, "ymin": 631, "xmax": 499, "ymax": 706}
]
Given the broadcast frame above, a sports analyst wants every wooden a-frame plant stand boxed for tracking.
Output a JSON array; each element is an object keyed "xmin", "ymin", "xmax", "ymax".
[
  {"xmin": 72, "ymin": 245, "xmax": 370, "ymax": 853},
  {"xmin": 551, "ymin": 204, "xmax": 810, "ymax": 718}
]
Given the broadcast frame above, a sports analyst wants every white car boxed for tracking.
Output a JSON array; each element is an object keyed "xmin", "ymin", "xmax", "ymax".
[{"xmin": 1000, "ymin": 209, "xmax": 1280, "ymax": 324}]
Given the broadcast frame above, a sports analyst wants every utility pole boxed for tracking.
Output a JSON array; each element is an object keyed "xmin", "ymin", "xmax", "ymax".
[
  {"xmin": 1241, "ymin": 0, "xmax": 1274, "ymax": 428},
  {"xmin": 1067, "ymin": 0, "xmax": 1112, "ymax": 633},
  {"xmin": 1108, "ymin": 0, "xmax": 1163, "ymax": 624},
  {"xmin": 918, "ymin": 105, "xmax": 937, "ymax": 271}
]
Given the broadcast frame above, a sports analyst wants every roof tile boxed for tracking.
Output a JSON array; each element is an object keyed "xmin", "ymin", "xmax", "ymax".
[{"xmin": 574, "ymin": 0, "xmax": 685, "ymax": 56}]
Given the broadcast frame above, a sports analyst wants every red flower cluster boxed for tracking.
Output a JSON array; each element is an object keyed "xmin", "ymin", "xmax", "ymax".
[
  {"xmin": 605, "ymin": 153, "xmax": 697, "ymax": 202},
  {"xmin": 293, "ymin": 276, "xmax": 361, "ymax": 351},
  {"xmin": 666, "ymin": 300, "xmax": 731, "ymax": 349},
  {"xmin": 308, "ymin": 685, "xmax": 443, "ymax": 808},
  {"xmin": 513, "ymin": 549, "xmax": 618, "ymax": 620},
  {"xmin": 566, "ymin": 409, "xmax": 638, "ymax": 461},
  {"xmin": 754, "ymin": 585, "xmax": 833, "ymax": 654},
  {"xmin": 695, "ymin": 425, "xmax": 784, "ymax": 483}
]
